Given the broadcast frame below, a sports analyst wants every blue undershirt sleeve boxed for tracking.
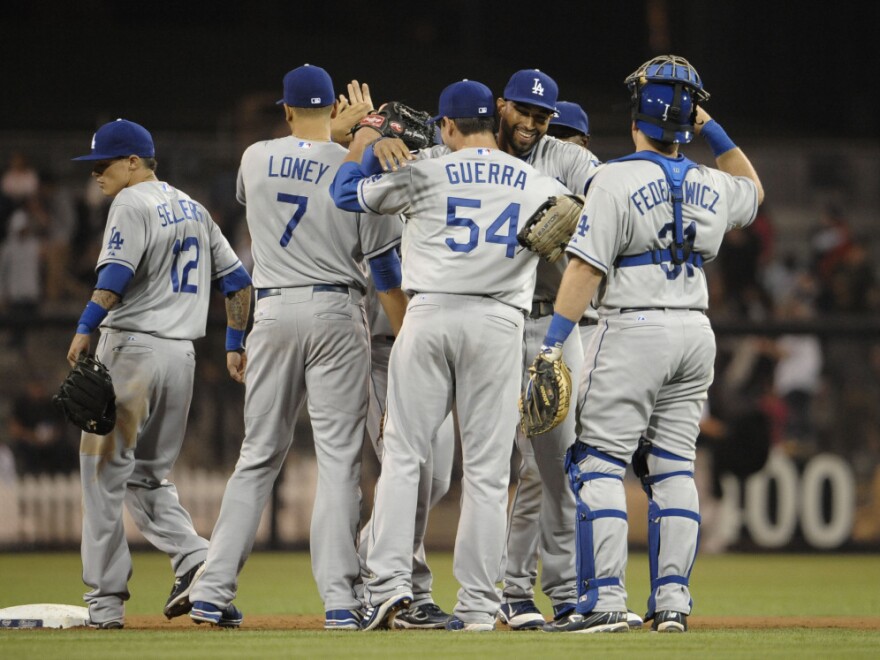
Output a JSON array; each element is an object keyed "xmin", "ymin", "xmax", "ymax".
[
  {"xmin": 368, "ymin": 247, "xmax": 402, "ymax": 292},
  {"xmin": 95, "ymin": 263, "xmax": 134, "ymax": 296},
  {"xmin": 213, "ymin": 264, "xmax": 252, "ymax": 296}
]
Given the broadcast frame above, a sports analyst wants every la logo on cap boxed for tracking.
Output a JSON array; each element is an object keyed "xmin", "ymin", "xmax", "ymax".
[{"xmin": 531, "ymin": 79, "xmax": 545, "ymax": 96}]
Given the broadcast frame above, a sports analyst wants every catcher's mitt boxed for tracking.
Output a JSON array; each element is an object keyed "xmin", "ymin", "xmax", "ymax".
[
  {"xmin": 53, "ymin": 354, "xmax": 116, "ymax": 435},
  {"xmin": 351, "ymin": 101, "xmax": 434, "ymax": 151},
  {"xmin": 519, "ymin": 352, "xmax": 572, "ymax": 436},
  {"xmin": 517, "ymin": 194, "xmax": 586, "ymax": 263}
]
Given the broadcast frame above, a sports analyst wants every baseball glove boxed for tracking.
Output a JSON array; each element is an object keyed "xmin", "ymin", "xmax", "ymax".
[
  {"xmin": 519, "ymin": 352, "xmax": 572, "ymax": 436},
  {"xmin": 53, "ymin": 354, "xmax": 117, "ymax": 435},
  {"xmin": 351, "ymin": 101, "xmax": 434, "ymax": 151},
  {"xmin": 517, "ymin": 194, "xmax": 586, "ymax": 263}
]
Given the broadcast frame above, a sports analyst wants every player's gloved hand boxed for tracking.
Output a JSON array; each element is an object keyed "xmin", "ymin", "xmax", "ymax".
[
  {"xmin": 520, "ymin": 344, "xmax": 572, "ymax": 435},
  {"xmin": 538, "ymin": 343, "xmax": 564, "ymax": 362}
]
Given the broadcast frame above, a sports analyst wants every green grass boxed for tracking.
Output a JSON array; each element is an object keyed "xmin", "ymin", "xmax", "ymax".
[
  {"xmin": 2, "ymin": 552, "xmax": 879, "ymax": 658},
  {"xmin": 2, "ymin": 629, "xmax": 879, "ymax": 660}
]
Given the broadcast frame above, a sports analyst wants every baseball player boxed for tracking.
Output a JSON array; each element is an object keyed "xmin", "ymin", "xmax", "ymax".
[
  {"xmin": 187, "ymin": 64, "xmax": 407, "ymax": 630},
  {"xmin": 67, "ymin": 119, "xmax": 252, "ymax": 629},
  {"xmin": 371, "ymin": 70, "xmax": 635, "ymax": 631},
  {"xmin": 359, "ymin": 275, "xmax": 456, "ymax": 628},
  {"xmin": 332, "ymin": 79, "xmax": 571, "ymax": 632},
  {"xmin": 337, "ymin": 83, "xmax": 454, "ymax": 629},
  {"xmin": 533, "ymin": 55, "xmax": 763, "ymax": 633},
  {"xmin": 547, "ymin": 100, "xmax": 591, "ymax": 149}
]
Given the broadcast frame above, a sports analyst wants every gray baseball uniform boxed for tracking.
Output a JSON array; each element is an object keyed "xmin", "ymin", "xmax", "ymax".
[
  {"xmin": 189, "ymin": 137, "xmax": 401, "ymax": 614},
  {"xmin": 418, "ymin": 136, "xmax": 601, "ymax": 616},
  {"xmin": 359, "ymin": 282, "xmax": 456, "ymax": 610},
  {"xmin": 81, "ymin": 181, "xmax": 242, "ymax": 625},
  {"xmin": 501, "ymin": 137, "xmax": 599, "ymax": 612},
  {"xmin": 567, "ymin": 155, "xmax": 758, "ymax": 617},
  {"xmin": 355, "ymin": 146, "xmax": 568, "ymax": 625}
]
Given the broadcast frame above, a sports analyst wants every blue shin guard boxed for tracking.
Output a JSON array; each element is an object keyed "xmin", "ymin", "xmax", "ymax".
[
  {"xmin": 565, "ymin": 442, "xmax": 628, "ymax": 614},
  {"xmin": 636, "ymin": 443, "xmax": 700, "ymax": 620}
]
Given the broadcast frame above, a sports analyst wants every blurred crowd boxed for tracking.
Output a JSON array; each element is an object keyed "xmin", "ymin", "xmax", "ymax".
[{"xmin": 0, "ymin": 148, "xmax": 878, "ymax": 497}]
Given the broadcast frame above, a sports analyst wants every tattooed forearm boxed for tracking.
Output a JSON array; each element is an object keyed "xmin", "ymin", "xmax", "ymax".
[{"xmin": 226, "ymin": 286, "xmax": 252, "ymax": 330}]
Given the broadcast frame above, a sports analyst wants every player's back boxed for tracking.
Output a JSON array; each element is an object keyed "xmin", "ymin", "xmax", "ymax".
[
  {"xmin": 98, "ymin": 181, "xmax": 241, "ymax": 340},
  {"xmin": 420, "ymin": 138, "xmax": 598, "ymax": 303},
  {"xmin": 570, "ymin": 157, "xmax": 759, "ymax": 311},
  {"xmin": 238, "ymin": 137, "xmax": 374, "ymax": 291},
  {"xmin": 391, "ymin": 148, "xmax": 567, "ymax": 311}
]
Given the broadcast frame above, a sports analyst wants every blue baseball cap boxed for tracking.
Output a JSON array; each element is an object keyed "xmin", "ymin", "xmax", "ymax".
[
  {"xmin": 503, "ymin": 69, "xmax": 558, "ymax": 112},
  {"xmin": 72, "ymin": 119, "xmax": 155, "ymax": 161},
  {"xmin": 551, "ymin": 101, "xmax": 590, "ymax": 135},
  {"xmin": 277, "ymin": 64, "xmax": 334, "ymax": 108},
  {"xmin": 432, "ymin": 80, "xmax": 495, "ymax": 123}
]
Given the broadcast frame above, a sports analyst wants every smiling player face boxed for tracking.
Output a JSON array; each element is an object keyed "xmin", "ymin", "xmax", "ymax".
[{"xmin": 496, "ymin": 100, "xmax": 553, "ymax": 157}]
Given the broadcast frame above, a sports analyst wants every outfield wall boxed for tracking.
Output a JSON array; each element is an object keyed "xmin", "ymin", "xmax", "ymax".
[{"xmin": 1, "ymin": 446, "xmax": 877, "ymax": 551}]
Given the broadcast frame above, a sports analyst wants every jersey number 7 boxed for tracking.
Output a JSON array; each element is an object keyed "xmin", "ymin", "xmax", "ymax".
[{"xmin": 278, "ymin": 193, "xmax": 308, "ymax": 247}]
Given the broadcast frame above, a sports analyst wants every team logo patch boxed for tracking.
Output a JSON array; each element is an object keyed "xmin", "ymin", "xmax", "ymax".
[
  {"xmin": 298, "ymin": 141, "xmax": 312, "ymax": 149},
  {"xmin": 477, "ymin": 148, "xmax": 491, "ymax": 155},
  {"xmin": 361, "ymin": 115, "xmax": 385, "ymax": 129},
  {"xmin": 107, "ymin": 227, "xmax": 124, "ymax": 251}
]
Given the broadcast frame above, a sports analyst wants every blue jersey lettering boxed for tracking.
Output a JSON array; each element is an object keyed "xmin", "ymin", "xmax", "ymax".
[
  {"xmin": 684, "ymin": 181, "xmax": 720, "ymax": 214},
  {"xmin": 268, "ymin": 156, "xmax": 331, "ymax": 184},
  {"xmin": 445, "ymin": 162, "xmax": 527, "ymax": 190}
]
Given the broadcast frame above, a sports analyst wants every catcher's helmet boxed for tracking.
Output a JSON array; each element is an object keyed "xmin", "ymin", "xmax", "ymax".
[{"xmin": 625, "ymin": 54, "xmax": 709, "ymax": 144}]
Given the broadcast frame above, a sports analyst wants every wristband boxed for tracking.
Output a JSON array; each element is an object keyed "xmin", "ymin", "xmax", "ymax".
[
  {"xmin": 76, "ymin": 301, "xmax": 109, "ymax": 335},
  {"xmin": 700, "ymin": 120, "xmax": 737, "ymax": 157},
  {"xmin": 226, "ymin": 327, "xmax": 246, "ymax": 353},
  {"xmin": 544, "ymin": 312, "xmax": 576, "ymax": 347}
]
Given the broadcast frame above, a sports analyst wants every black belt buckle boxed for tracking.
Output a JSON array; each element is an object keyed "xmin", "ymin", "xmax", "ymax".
[{"xmin": 530, "ymin": 300, "xmax": 554, "ymax": 319}]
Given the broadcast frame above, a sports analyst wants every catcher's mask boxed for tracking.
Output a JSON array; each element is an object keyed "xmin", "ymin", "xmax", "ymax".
[{"xmin": 625, "ymin": 54, "xmax": 709, "ymax": 145}]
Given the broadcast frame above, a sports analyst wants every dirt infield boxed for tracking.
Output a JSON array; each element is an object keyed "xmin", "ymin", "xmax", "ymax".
[{"xmin": 125, "ymin": 614, "xmax": 880, "ymax": 631}]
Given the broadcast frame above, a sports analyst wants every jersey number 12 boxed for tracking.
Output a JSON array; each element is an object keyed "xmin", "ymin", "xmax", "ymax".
[{"xmin": 170, "ymin": 237, "xmax": 199, "ymax": 294}]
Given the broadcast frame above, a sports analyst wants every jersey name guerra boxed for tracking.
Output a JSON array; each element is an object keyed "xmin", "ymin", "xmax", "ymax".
[
  {"xmin": 237, "ymin": 137, "xmax": 401, "ymax": 290},
  {"xmin": 96, "ymin": 181, "xmax": 241, "ymax": 340},
  {"xmin": 358, "ymin": 147, "xmax": 567, "ymax": 312},
  {"xmin": 421, "ymin": 137, "xmax": 600, "ymax": 303},
  {"xmin": 567, "ymin": 159, "xmax": 759, "ymax": 311}
]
